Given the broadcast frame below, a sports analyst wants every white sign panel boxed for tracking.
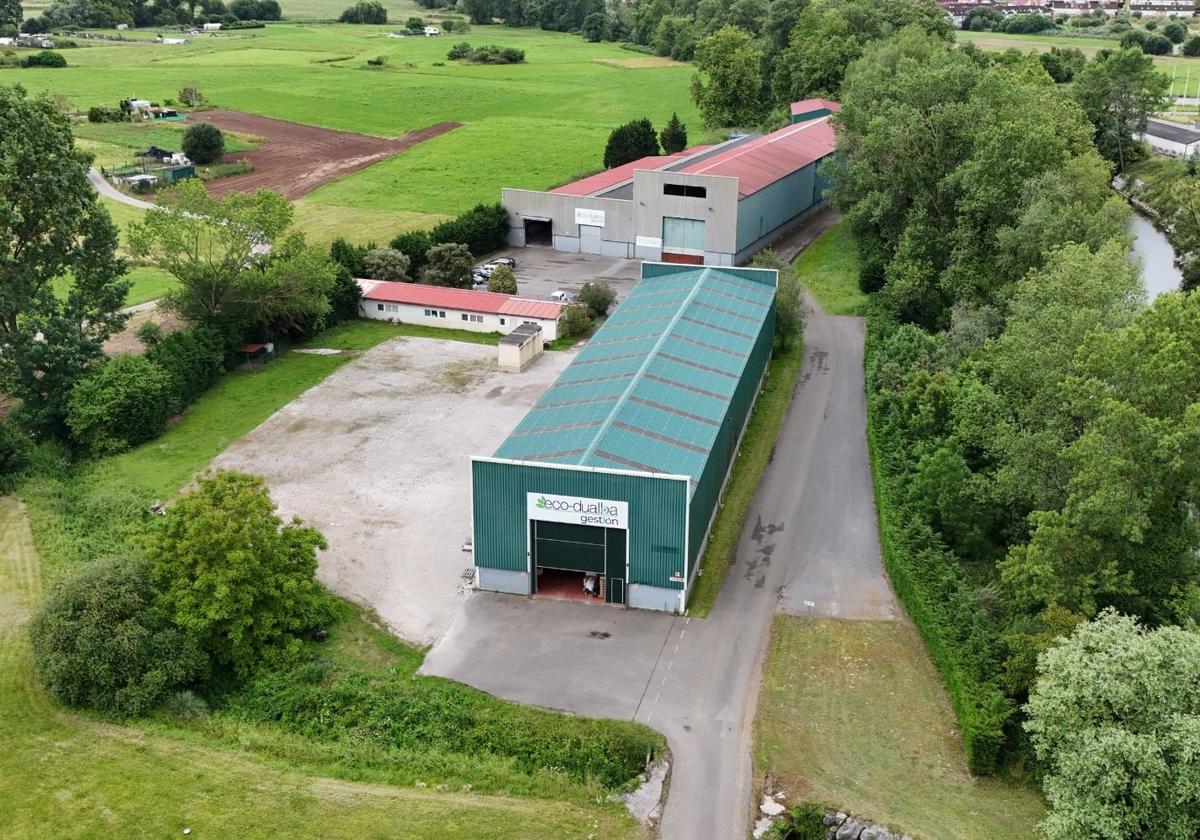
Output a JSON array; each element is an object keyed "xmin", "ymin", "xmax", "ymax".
[
  {"xmin": 636, "ymin": 235, "xmax": 663, "ymax": 249},
  {"xmin": 575, "ymin": 207, "xmax": 606, "ymax": 227},
  {"xmin": 527, "ymin": 492, "xmax": 628, "ymax": 529}
]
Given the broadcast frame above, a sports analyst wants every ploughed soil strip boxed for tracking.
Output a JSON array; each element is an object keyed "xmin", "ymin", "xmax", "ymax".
[{"xmin": 188, "ymin": 110, "xmax": 460, "ymax": 199}]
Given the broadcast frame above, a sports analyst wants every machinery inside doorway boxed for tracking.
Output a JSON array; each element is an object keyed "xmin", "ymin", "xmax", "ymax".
[{"xmin": 531, "ymin": 520, "xmax": 626, "ymax": 605}]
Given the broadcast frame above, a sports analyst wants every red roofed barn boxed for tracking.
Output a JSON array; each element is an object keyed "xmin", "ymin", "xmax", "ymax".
[{"xmin": 502, "ymin": 100, "xmax": 839, "ymax": 266}]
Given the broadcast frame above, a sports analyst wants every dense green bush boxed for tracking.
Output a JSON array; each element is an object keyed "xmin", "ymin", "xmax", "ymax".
[
  {"xmin": 447, "ymin": 42, "xmax": 525, "ymax": 64},
  {"xmin": 147, "ymin": 471, "xmax": 334, "ymax": 679},
  {"xmin": 579, "ymin": 280, "xmax": 616, "ymax": 317},
  {"xmin": 182, "ymin": 122, "xmax": 225, "ymax": 165},
  {"xmin": 87, "ymin": 105, "xmax": 126, "ymax": 123},
  {"xmin": 229, "ymin": 0, "xmax": 280, "ymax": 19},
  {"xmin": 604, "ymin": 117, "xmax": 660, "ymax": 169},
  {"xmin": 1184, "ymin": 35, "xmax": 1200, "ymax": 57},
  {"xmin": 363, "ymin": 247, "xmax": 411, "ymax": 282},
  {"xmin": 66, "ymin": 355, "xmax": 174, "ymax": 454},
  {"xmin": 339, "ymin": 0, "xmax": 386, "ymax": 23},
  {"xmin": 144, "ymin": 326, "xmax": 225, "ymax": 414},
  {"xmin": 389, "ymin": 230, "xmax": 433, "ymax": 274},
  {"xmin": 22, "ymin": 50, "xmax": 66, "ymax": 68},
  {"xmin": 0, "ymin": 418, "xmax": 32, "ymax": 486},
  {"xmin": 420, "ymin": 242, "xmax": 474, "ymax": 288},
  {"xmin": 28, "ymin": 557, "xmax": 205, "ymax": 716},
  {"xmin": 486, "ymin": 264, "xmax": 517, "ymax": 294},
  {"xmin": 327, "ymin": 264, "xmax": 363, "ymax": 323},
  {"xmin": 865, "ymin": 310, "xmax": 1012, "ymax": 773},
  {"xmin": 329, "ymin": 236, "xmax": 371, "ymax": 277},
  {"xmin": 430, "ymin": 203, "xmax": 508, "ymax": 257},
  {"xmin": 559, "ymin": 304, "xmax": 593, "ymax": 338}
]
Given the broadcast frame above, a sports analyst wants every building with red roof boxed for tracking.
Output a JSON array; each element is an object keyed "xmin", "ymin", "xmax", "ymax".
[
  {"xmin": 358, "ymin": 279, "xmax": 567, "ymax": 341},
  {"xmin": 501, "ymin": 100, "xmax": 839, "ymax": 266}
]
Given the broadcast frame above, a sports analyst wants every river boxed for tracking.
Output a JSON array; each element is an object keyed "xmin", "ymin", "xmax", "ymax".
[{"xmin": 1129, "ymin": 212, "xmax": 1184, "ymax": 301}]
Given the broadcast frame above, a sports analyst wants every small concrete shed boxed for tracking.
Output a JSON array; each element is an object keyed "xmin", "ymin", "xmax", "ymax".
[{"xmin": 498, "ymin": 322, "xmax": 544, "ymax": 372}]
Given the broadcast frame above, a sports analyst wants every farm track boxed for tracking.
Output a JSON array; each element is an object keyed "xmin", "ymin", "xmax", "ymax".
[{"xmin": 189, "ymin": 111, "xmax": 460, "ymax": 199}]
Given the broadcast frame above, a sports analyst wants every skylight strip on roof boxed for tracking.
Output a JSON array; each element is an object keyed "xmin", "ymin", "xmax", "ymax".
[
  {"xmin": 671, "ymin": 332, "xmax": 750, "ymax": 360},
  {"xmin": 679, "ymin": 315, "xmax": 757, "ymax": 341},
  {"xmin": 656, "ymin": 351, "xmax": 742, "ymax": 380},
  {"xmin": 505, "ymin": 420, "xmax": 605, "ymax": 437},
  {"xmin": 692, "ymin": 298, "xmax": 768, "ymax": 325},
  {"xmin": 591, "ymin": 449, "xmax": 666, "ymax": 474},
  {"xmin": 643, "ymin": 372, "xmax": 728, "ymax": 402},
  {"xmin": 627, "ymin": 395, "xmax": 722, "ymax": 427}
]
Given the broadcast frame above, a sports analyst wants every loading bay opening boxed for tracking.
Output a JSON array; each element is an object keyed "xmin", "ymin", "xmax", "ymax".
[{"xmin": 531, "ymin": 520, "xmax": 626, "ymax": 605}]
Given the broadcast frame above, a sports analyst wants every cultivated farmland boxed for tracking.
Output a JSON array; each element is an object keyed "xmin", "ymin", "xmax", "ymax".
[{"xmin": 11, "ymin": 24, "xmax": 703, "ymax": 243}]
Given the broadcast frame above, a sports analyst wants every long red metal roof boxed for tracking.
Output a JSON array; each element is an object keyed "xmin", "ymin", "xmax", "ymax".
[
  {"xmin": 789, "ymin": 98, "xmax": 842, "ymax": 117},
  {"xmin": 358, "ymin": 279, "xmax": 565, "ymax": 321},
  {"xmin": 676, "ymin": 116, "xmax": 837, "ymax": 199},
  {"xmin": 548, "ymin": 147, "xmax": 712, "ymax": 197}
]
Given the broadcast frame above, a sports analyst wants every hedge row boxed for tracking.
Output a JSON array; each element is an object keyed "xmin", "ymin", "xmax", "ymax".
[{"xmin": 863, "ymin": 312, "xmax": 1012, "ymax": 774}]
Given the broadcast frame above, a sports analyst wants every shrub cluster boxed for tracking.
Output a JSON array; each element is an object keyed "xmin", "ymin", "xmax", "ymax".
[
  {"xmin": 340, "ymin": 0, "xmax": 386, "ymax": 23},
  {"xmin": 66, "ymin": 326, "xmax": 225, "ymax": 455},
  {"xmin": 87, "ymin": 105, "xmax": 127, "ymax": 123},
  {"xmin": 447, "ymin": 42, "xmax": 525, "ymax": 64},
  {"xmin": 559, "ymin": 304, "xmax": 593, "ymax": 338},
  {"xmin": 864, "ymin": 309, "xmax": 1012, "ymax": 773},
  {"xmin": 429, "ymin": 203, "xmax": 509, "ymax": 257},
  {"xmin": 22, "ymin": 49, "xmax": 66, "ymax": 68},
  {"xmin": 0, "ymin": 418, "xmax": 33, "ymax": 488}
]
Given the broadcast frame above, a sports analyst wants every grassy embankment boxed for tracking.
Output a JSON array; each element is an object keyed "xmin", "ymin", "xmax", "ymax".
[
  {"xmin": 2, "ymin": 319, "xmax": 657, "ymax": 838},
  {"xmin": 688, "ymin": 222, "xmax": 860, "ymax": 615},
  {"xmin": 18, "ymin": 23, "xmax": 702, "ymax": 243},
  {"xmin": 754, "ymin": 618, "xmax": 1046, "ymax": 840}
]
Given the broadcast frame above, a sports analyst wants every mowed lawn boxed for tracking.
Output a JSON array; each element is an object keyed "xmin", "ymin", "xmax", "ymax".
[
  {"xmin": 15, "ymin": 24, "xmax": 703, "ymax": 243},
  {"xmin": 754, "ymin": 617, "xmax": 1045, "ymax": 840},
  {"xmin": 957, "ymin": 29, "xmax": 1200, "ymax": 95}
]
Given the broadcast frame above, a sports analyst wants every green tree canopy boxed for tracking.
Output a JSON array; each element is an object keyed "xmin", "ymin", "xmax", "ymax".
[
  {"xmin": 128, "ymin": 179, "xmax": 335, "ymax": 340},
  {"xmin": 363, "ymin": 247, "xmax": 411, "ymax": 282},
  {"xmin": 0, "ymin": 84, "xmax": 129, "ymax": 438},
  {"xmin": 691, "ymin": 26, "xmax": 766, "ymax": 128},
  {"xmin": 420, "ymin": 241, "xmax": 474, "ymax": 288},
  {"xmin": 147, "ymin": 471, "xmax": 333, "ymax": 679},
  {"xmin": 1026, "ymin": 611, "xmax": 1200, "ymax": 840},
  {"xmin": 1071, "ymin": 47, "xmax": 1169, "ymax": 170},
  {"xmin": 0, "ymin": 0, "xmax": 22, "ymax": 31},
  {"xmin": 603, "ymin": 117, "xmax": 660, "ymax": 169},
  {"xmin": 182, "ymin": 122, "xmax": 225, "ymax": 165}
]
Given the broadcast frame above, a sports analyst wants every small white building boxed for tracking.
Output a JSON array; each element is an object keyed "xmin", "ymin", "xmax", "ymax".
[
  {"xmin": 160, "ymin": 37, "xmax": 187, "ymax": 45},
  {"xmin": 358, "ymin": 279, "xmax": 566, "ymax": 341},
  {"xmin": 203, "ymin": 22, "xmax": 222, "ymax": 30},
  {"xmin": 497, "ymin": 322, "xmax": 544, "ymax": 372},
  {"xmin": 1141, "ymin": 118, "xmax": 1200, "ymax": 159},
  {"xmin": 116, "ymin": 23, "xmax": 129, "ymax": 30},
  {"xmin": 423, "ymin": 25, "xmax": 441, "ymax": 36},
  {"xmin": 0, "ymin": 37, "xmax": 13, "ymax": 46}
]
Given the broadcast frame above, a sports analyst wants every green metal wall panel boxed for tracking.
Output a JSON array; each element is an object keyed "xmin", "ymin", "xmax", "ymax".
[
  {"xmin": 472, "ymin": 459, "xmax": 689, "ymax": 589},
  {"xmin": 735, "ymin": 164, "xmax": 820, "ymax": 254},
  {"xmin": 687, "ymin": 302, "xmax": 775, "ymax": 570}
]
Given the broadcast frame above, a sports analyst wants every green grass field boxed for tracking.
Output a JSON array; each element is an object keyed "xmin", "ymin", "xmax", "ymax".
[
  {"xmin": 794, "ymin": 220, "xmax": 867, "ymax": 316},
  {"xmin": 755, "ymin": 617, "xmax": 1046, "ymax": 840},
  {"xmin": 957, "ymin": 29, "xmax": 1200, "ymax": 96},
  {"xmin": 13, "ymin": 24, "xmax": 703, "ymax": 244},
  {"xmin": 0, "ymin": 496, "xmax": 641, "ymax": 840}
]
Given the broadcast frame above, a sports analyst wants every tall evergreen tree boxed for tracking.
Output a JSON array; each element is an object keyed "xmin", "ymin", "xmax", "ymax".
[{"xmin": 660, "ymin": 112, "xmax": 688, "ymax": 154}]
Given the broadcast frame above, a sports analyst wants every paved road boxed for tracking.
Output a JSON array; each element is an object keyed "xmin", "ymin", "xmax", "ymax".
[
  {"xmin": 88, "ymin": 168, "xmax": 157, "ymax": 210},
  {"xmin": 422, "ymin": 217, "xmax": 896, "ymax": 839}
]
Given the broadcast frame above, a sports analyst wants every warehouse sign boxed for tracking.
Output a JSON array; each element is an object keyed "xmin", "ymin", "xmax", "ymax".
[
  {"xmin": 574, "ymin": 207, "xmax": 606, "ymax": 227},
  {"xmin": 527, "ymin": 492, "xmax": 628, "ymax": 529}
]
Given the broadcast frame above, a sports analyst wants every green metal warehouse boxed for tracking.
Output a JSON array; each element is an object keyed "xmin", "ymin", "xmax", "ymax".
[{"xmin": 470, "ymin": 261, "xmax": 778, "ymax": 612}]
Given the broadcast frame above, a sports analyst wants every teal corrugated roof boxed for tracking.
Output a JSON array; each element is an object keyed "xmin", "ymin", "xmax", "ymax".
[{"xmin": 493, "ymin": 264, "xmax": 776, "ymax": 490}]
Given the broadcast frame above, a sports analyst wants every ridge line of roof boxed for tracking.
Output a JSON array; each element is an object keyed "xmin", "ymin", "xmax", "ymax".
[{"xmin": 575, "ymin": 267, "xmax": 715, "ymax": 465}]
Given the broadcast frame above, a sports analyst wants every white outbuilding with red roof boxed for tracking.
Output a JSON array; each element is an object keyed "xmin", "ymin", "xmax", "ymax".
[{"xmin": 358, "ymin": 280, "xmax": 567, "ymax": 341}]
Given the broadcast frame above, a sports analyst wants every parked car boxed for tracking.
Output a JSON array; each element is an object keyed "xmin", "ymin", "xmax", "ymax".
[
  {"xmin": 549, "ymin": 290, "xmax": 578, "ymax": 303},
  {"xmin": 472, "ymin": 268, "xmax": 490, "ymax": 286},
  {"xmin": 486, "ymin": 257, "xmax": 517, "ymax": 270}
]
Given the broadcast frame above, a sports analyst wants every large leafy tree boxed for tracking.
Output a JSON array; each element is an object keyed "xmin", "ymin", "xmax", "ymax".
[
  {"xmin": 128, "ymin": 179, "xmax": 335, "ymax": 340},
  {"xmin": 0, "ymin": 84, "xmax": 129, "ymax": 438},
  {"xmin": 147, "ymin": 471, "xmax": 333, "ymax": 678},
  {"xmin": 1071, "ymin": 47, "xmax": 1169, "ymax": 171},
  {"xmin": 690, "ymin": 26, "xmax": 766, "ymax": 128},
  {"xmin": 1026, "ymin": 611, "xmax": 1200, "ymax": 840},
  {"xmin": 0, "ymin": 0, "xmax": 21, "ymax": 31}
]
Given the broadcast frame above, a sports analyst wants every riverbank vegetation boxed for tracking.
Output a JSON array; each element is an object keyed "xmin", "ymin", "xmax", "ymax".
[{"xmin": 826, "ymin": 22, "xmax": 1200, "ymax": 837}]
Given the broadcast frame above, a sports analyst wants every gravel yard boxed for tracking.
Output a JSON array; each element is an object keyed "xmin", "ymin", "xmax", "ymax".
[{"xmin": 213, "ymin": 336, "xmax": 571, "ymax": 644}]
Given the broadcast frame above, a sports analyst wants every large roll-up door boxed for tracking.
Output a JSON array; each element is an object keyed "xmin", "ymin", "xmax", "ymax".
[
  {"xmin": 662, "ymin": 217, "xmax": 705, "ymax": 265},
  {"xmin": 532, "ymin": 521, "xmax": 606, "ymax": 573}
]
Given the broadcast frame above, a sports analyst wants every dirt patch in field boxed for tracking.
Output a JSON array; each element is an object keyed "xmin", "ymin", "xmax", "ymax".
[
  {"xmin": 103, "ymin": 306, "xmax": 183, "ymax": 357},
  {"xmin": 187, "ymin": 110, "xmax": 460, "ymax": 200}
]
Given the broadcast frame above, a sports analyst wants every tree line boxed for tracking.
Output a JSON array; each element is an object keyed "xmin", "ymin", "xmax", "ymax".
[
  {"xmin": 17, "ymin": 0, "xmax": 281, "ymax": 33},
  {"xmin": 827, "ymin": 27, "xmax": 1199, "ymax": 837}
]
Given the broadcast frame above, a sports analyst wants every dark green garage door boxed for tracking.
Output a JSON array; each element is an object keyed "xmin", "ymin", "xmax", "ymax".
[{"xmin": 531, "ymin": 521, "xmax": 626, "ymax": 605}]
